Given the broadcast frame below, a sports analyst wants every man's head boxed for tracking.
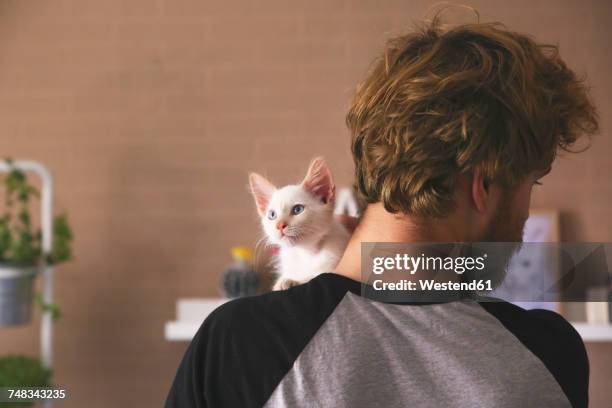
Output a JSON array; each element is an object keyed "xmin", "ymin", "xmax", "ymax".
[{"xmin": 347, "ymin": 13, "xmax": 599, "ymax": 242}]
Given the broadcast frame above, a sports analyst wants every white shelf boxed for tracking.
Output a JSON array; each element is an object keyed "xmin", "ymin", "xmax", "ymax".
[
  {"xmin": 164, "ymin": 298, "xmax": 612, "ymax": 342},
  {"xmin": 165, "ymin": 298, "xmax": 228, "ymax": 341},
  {"xmin": 570, "ymin": 323, "xmax": 612, "ymax": 342},
  {"xmin": 165, "ymin": 321, "xmax": 203, "ymax": 341}
]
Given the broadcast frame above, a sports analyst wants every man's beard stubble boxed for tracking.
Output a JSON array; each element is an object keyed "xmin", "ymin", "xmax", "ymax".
[
  {"xmin": 483, "ymin": 189, "xmax": 526, "ymax": 243},
  {"xmin": 466, "ymin": 189, "xmax": 528, "ymax": 290}
]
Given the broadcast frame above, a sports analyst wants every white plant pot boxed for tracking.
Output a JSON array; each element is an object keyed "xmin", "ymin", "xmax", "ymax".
[{"xmin": 0, "ymin": 264, "xmax": 39, "ymax": 326}]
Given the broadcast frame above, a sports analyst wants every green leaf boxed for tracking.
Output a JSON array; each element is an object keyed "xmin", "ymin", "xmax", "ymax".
[
  {"xmin": 49, "ymin": 214, "xmax": 73, "ymax": 264},
  {"xmin": 0, "ymin": 354, "xmax": 52, "ymax": 388},
  {"xmin": 0, "ymin": 219, "xmax": 10, "ymax": 260},
  {"xmin": 0, "ymin": 160, "xmax": 73, "ymax": 267},
  {"xmin": 5, "ymin": 169, "xmax": 26, "ymax": 194},
  {"xmin": 18, "ymin": 208, "xmax": 30, "ymax": 226},
  {"xmin": 34, "ymin": 294, "xmax": 61, "ymax": 321}
]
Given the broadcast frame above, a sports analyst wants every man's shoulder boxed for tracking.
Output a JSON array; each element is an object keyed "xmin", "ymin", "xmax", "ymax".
[
  {"xmin": 184, "ymin": 274, "xmax": 354, "ymax": 407},
  {"xmin": 201, "ymin": 273, "xmax": 353, "ymax": 348},
  {"xmin": 480, "ymin": 301, "xmax": 588, "ymax": 408},
  {"xmin": 480, "ymin": 301, "xmax": 584, "ymax": 350},
  {"xmin": 203, "ymin": 286, "xmax": 308, "ymax": 336},
  {"xmin": 526, "ymin": 308, "xmax": 585, "ymax": 348}
]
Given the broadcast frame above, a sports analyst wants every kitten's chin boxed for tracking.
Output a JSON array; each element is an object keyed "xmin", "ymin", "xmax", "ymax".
[
  {"xmin": 279, "ymin": 235, "xmax": 299, "ymax": 246},
  {"xmin": 270, "ymin": 231, "xmax": 309, "ymax": 247},
  {"xmin": 268, "ymin": 235, "xmax": 295, "ymax": 247}
]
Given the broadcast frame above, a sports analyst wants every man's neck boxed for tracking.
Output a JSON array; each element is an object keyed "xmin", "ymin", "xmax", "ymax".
[{"xmin": 334, "ymin": 203, "xmax": 469, "ymax": 283}]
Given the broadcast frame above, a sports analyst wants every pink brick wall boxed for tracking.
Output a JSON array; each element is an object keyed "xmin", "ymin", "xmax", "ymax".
[{"xmin": 0, "ymin": 1, "xmax": 610, "ymax": 406}]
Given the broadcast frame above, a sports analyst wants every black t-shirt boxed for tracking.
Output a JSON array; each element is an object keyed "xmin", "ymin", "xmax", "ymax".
[{"xmin": 165, "ymin": 273, "xmax": 588, "ymax": 408}]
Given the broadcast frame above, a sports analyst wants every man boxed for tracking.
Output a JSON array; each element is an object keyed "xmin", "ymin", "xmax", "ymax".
[{"xmin": 166, "ymin": 13, "xmax": 599, "ymax": 408}]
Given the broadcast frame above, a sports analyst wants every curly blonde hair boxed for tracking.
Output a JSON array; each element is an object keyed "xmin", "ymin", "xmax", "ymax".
[{"xmin": 347, "ymin": 11, "xmax": 599, "ymax": 218}]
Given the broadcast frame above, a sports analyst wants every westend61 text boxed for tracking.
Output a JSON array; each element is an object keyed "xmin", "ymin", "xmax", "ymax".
[{"xmin": 372, "ymin": 279, "xmax": 493, "ymax": 292}]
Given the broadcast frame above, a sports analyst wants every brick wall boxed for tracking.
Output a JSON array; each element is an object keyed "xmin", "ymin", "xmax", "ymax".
[{"xmin": 0, "ymin": 0, "xmax": 610, "ymax": 406}]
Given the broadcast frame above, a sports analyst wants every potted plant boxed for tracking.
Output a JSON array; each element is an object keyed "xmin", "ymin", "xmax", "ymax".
[
  {"xmin": 0, "ymin": 355, "xmax": 52, "ymax": 407},
  {"xmin": 0, "ymin": 159, "xmax": 73, "ymax": 326}
]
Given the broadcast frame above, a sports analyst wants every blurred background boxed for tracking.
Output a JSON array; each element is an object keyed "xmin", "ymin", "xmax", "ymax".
[{"xmin": 0, "ymin": 0, "xmax": 609, "ymax": 407}]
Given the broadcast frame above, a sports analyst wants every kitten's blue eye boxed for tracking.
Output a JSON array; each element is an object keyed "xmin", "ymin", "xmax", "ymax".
[
  {"xmin": 291, "ymin": 204, "xmax": 304, "ymax": 215},
  {"xmin": 267, "ymin": 209, "xmax": 277, "ymax": 220}
]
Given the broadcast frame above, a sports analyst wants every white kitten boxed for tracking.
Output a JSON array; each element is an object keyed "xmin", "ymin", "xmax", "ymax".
[{"xmin": 249, "ymin": 157, "xmax": 350, "ymax": 291}]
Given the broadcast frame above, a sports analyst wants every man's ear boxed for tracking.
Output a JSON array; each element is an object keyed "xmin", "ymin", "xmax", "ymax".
[
  {"xmin": 471, "ymin": 168, "xmax": 489, "ymax": 213},
  {"xmin": 249, "ymin": 173, "xmax": 276, "ymax": 216},
  {"xmin": 302, "ymin": 157, "xmax": 335, "ymax": 204}
]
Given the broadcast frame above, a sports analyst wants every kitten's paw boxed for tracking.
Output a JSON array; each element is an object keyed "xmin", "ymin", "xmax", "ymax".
[{"xmin": 273, "ymin": 278, "xmax": 301, "ymax": 291}]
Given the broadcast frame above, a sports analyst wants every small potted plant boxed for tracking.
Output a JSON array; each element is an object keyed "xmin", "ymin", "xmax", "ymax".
[
  {"xmin": 0, "ymin": 159, "xmax": 73, "ymax": 326},
  {"xmin": 0, "ymin": 355, "xmax": 52, "ymax": 407}
]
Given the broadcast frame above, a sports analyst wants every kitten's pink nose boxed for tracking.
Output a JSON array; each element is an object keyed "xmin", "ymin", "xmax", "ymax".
[{"xmin": 276, "ymin": 222, "xmax": 287, "ymax": 232}]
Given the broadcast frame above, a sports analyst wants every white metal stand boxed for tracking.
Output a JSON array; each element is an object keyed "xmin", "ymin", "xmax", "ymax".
[{"xmin": 0, "ymin": 160, "xmax": 54, "ymax": 408}]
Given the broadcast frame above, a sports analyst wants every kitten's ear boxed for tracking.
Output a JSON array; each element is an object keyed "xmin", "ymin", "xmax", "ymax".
[
  {"xmin": 249, "ymin": 173, "xmax": 276, "ymax": 216},
  {"xmin": 302, "ymin": 157, "xmax": 335, "ymax": 204}
]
